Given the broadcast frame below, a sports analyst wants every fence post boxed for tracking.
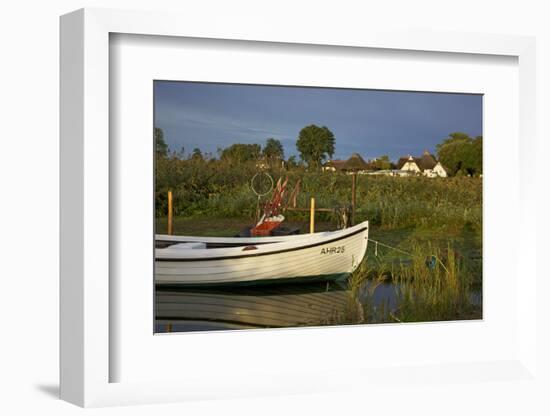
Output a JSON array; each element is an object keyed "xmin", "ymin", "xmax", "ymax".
[
  {"xmin": 167, "ymin": 190, "xmax": 173, "ymax": 235},
  {"xmin": 310, "ymin": 197, "xmax": 315, "ymax": 233},
  {"xmin": 351, "ymin": 172, "xmax": 357, "ymax": 225},
  {"xmin": 293, "ymin": 180, "xmax": 300, "ymax": 208}
]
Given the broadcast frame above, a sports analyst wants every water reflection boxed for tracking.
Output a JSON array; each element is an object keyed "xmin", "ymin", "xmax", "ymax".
[{"xmin": 155, "ymin": 279, "xmax": 405, "ymax": 333}]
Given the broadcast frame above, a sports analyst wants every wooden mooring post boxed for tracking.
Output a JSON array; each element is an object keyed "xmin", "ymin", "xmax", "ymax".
[
  {"xmin": 351, "ymin": 172, "xmax": 357, "ymax": 225},
  {"xmin": 310, "ymin": 197, "xmax": 315, "ymax": 233},
  {"xmin": 167, "ymin": 190, "xmax": 173, "ymax": 235}
]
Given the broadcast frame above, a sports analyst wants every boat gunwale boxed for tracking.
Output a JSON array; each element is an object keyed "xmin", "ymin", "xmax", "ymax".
[
  {"xmin": 156, "ymin": 223, "xmax": 368, "ymax": 262},
  {"xmin": 155, "ymin": 221, "xmax": 367, "ymax": 245}
]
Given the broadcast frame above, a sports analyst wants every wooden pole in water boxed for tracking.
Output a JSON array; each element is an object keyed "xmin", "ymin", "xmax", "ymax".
[
  {"xmin": 310, "ymin": 197, "xmax": 315, "ymax": 233},
  {"xmin": 167, "ymin": 190, "xmax": 173, "ymax": 235},
  {"xmin": 351, "ymin": 172, "xmax": 357, "ymax": 226}
]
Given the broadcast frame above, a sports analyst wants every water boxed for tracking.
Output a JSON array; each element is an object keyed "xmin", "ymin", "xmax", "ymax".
[
  {"xmin": 156, "ymin": 278, "xmax": 482, "ymax": 333},
  {"xmin": 155, "ymin": 280, "xmax": 354, "ymax": 332}
]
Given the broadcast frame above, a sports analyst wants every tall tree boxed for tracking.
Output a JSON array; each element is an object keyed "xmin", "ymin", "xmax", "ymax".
[
  {"xmin": 263, "ymin": 138, "xmax": 284, "ymax": 164},
  {"xmin": 436, "ymin": 132, "xmax": 472, "ymax": 151},
  {"xmin": 296, "ymin": 124, "xmax": 335, "ymax": 168},
  {"xmin": 155, "ymin": 127, "xmax": 168, "ymax": 157},
  {"xmin": 436, "ymin": 132, "xmax": 482, "ymax": 176}
]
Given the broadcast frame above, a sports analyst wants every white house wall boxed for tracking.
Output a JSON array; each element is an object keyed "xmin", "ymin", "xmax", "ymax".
[
  {"xmin": 432, "ymin": 163, "xmax": 448, "ymax": 177},
  {"xmin": 401, "ymin": 161, "xmax": 421, "ymax": 172}
]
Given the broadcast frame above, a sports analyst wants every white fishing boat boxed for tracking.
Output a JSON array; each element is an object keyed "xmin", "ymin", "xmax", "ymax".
[{"xmin": 155, "ymin": 221, "xmax": 368, "ymax": 285}]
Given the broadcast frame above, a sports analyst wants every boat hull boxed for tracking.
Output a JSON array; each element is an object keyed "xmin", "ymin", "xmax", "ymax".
[{"xmin": 155, "ymin": 222, "xmax": 368, "ymax": 285}]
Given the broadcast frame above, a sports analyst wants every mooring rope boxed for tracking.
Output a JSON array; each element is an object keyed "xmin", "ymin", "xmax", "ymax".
[
  {"xmin": 367, "ymin": 238, "xmax": 449, "ymax": 273},
  {"xmin": 368, "ymin": 238, "xmax": 414, "ymax": 257}
]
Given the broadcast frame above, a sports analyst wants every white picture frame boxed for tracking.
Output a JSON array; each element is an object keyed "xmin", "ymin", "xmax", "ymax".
[{"xmin": 60, "ymin": 7, "xmax": 538, "ymax": 407}]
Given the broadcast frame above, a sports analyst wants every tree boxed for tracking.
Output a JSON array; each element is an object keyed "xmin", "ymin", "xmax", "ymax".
[
  {"xmin": 436, "ymin": 132, "xmax": 482, "ymax": 176},
  {"xmin": 263, "ymin": 138, "xmax": 284, "ymax": 164},
  {"xmin": 221, "ymin": 143, "xmax": 262, "ymax": 164},
  {"xmin": 436, "ymin": 132, "xmax": 471, "ymax": 152},
  {"xmin": 155, "ymin": 127, "xmax": 168, "ymax": 157},
  {"xmin": 373, "ymin": 155, "xmax": 392, "ymax": 170},
  {"xmin": 469, "ymin": 136, "xmax": 483, "ymax": 175},
  {"xmin": 190, "ymin": 147, "xmax": 203, "ymax": 161},
  {"xmin": 296, "ymin": 124, "xmax": 335, "ymax": 168}
]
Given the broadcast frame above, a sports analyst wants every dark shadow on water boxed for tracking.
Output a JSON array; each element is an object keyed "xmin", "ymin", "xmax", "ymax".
[{"xmin": 35, "ymin": 383, "xmax": 59, "ymax": 399}]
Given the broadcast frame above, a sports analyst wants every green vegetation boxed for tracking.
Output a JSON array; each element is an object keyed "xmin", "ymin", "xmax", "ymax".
[
  {"xmin": 191, "ymin": 148, "xmax": 203, "ymax": 161},
  {"xmin": 220, "ymin": 143, "xmax": 262, "ymax": 165},
  {"xmin": 372, "ymin": 155, "xmax": 392, "ymax": 170},
  {"xmin": 155, "ymin": 157, "xmax": 482, "ymax": 319},
  {"xmin": 154, "ymin": 126, "xmax": 482, "ymax": 324},
  {"xmin": 155, "ymin": 127, "xmax": 168, "ymax": 157},
  {"xmin": 334, "ymin": 242, "xmax": 482, "ymax": 325},
  {"xmin": 156, "ymin": 158, "xmax": 482, "ymax": 234},
  {"xmin": 437, "ymin": 132, "xmax": 482, "ymax": 176}
]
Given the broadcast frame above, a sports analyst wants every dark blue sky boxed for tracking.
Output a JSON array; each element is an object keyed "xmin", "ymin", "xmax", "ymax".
[{"xmin": 154, "ymin": 81, "xmax": 482, "ymax": 161}]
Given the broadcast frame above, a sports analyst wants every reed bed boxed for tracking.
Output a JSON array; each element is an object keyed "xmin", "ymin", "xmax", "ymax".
[
  {"xmin": 156, "ymin": 158, "xmax": 482, "ymax": 234},
  {"xmin": 326, "ymin": 242, "xmax": 482, "ymax": 325}
]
